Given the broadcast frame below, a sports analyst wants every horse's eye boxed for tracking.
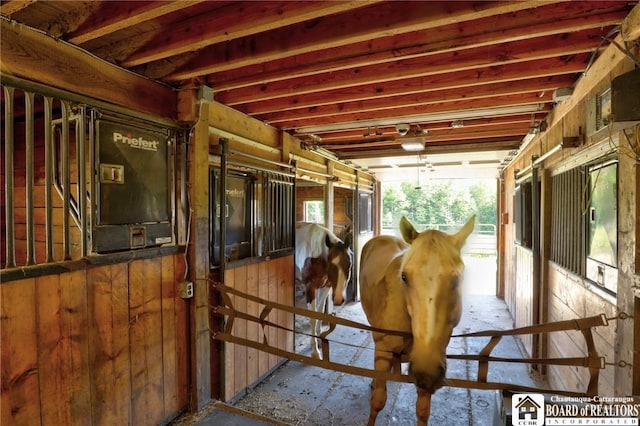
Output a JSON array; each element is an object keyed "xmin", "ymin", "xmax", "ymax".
[{"xmin": 401, "ymin": 272, "xmax": 408, "ymax": 284}]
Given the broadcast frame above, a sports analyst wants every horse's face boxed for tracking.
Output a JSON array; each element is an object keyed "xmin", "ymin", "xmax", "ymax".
[
  {"xmin": 399, "ymin": 216, "xmax": 475, "ymax": 392},
  {"xmin": 325, "ymin": 234, "xmax": 353, "ymax": 305}
]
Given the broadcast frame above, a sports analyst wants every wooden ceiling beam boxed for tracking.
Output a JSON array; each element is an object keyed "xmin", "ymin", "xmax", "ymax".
[
  {"xmin": 335, "ymin": 139, "xmax": 522, "ymax": 160},
  {"xmin": 0, "ymin": 20, "xmax": 176, "ymax": 120},
  {"xmin": 116, "ymin": 1, "xmax": 382, "ymax": 67},
  {"xmin": 236, "ymin": 58, "xmax": 587, "ymax": 116},
  {"xmin": 320, "ymin": 124, "xmax": 533, "ymax": 150},
  {"xmin": 256, "ymin": 81, "xmax": 570, "ymax": 125},
  {"xmin": 210, "ymin": 4, "xmax": 627, "ymax": 91},
  {"xmin": 246, "ymin": 75, "xmax": 576, "ymax": 118},
  {"xmin": 277, "ymin": 93, "xmax": 551, "ymax": 130},
  {"xmin": 66, "ymin": 1, "xmax": 206, "ymax": 45},
  {"xmin": 621, "ymin": 2, "xmax": 640, "ymax": 42},
  {"xmin": 0, "ymin": 0, "xmax": 35, "ymax": 15},
  {"xmin": 312, "ymin": 114, "xmax": 544, "ymax": 142},
  {"xmin": 162, "ymin": 1, "xmax": 560, "ymax": 81},
  {"xmin": 218, "ymin": 26, "xmax": 600, "ymax": 106}
]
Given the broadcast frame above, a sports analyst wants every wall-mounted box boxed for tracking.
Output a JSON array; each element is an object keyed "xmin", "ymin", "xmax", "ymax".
[{"xmin": 94, "ymin": 117, "xmax": 174, "ymax": 252}]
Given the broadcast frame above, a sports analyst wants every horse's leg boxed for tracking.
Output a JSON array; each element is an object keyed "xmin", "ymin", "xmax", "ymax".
[
  {"xmin": 310, "ymin": 287, "xmax": 330, "ymax": 358},
  {"xmin": 308, "ymin": 295, "xmax": 320, "ymax": 359},
  {"xmin": 323, "ymin": 288, "xmax": 334, "ymax": 327},
  {"xmin": 416, "ymin": 388, "xmax": 432, "ymax": 426},
  {"xmin": 368, "ymin": 347, "xmax": 392, "ymax": 426}
]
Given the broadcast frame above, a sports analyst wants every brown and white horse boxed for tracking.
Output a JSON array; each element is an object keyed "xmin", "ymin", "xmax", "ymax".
[
  {"xmin": 295, "ymin": 222, "xmax": 353, "ymax": 359},
  {"xmin": 359, "ymin": 215, "xmax": 475, "ymax": 426}
]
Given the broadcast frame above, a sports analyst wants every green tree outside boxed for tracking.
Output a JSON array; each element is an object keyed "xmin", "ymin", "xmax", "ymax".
[{"xmin": 382, "ymin": 179, "xmax": 496, "ymax": 229}]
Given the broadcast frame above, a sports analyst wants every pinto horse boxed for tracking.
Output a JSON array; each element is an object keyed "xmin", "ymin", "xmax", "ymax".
[
  {"xmin": 295, "ymin": 222, "xmax": 353, "ymax": 359},
  {"xmin": 359, "ymin": 215, "xmax": 475, "ymax": 426}
]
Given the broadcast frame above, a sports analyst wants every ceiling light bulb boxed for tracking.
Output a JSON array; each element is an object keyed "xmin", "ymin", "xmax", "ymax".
[{"xmin": 400, "ymin": 138, "xmax": 425, "ymax": 151}]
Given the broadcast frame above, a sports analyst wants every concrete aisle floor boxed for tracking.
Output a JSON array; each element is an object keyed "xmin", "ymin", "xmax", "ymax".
[{"xmin": 184, "ymin": 256, "xmax": 547, "ymax": 425}]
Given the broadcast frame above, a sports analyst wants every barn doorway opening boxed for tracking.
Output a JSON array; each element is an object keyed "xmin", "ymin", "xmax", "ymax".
[{"xmin": 381, "ymin": 177, "xmax": 498, "ymax": 296}]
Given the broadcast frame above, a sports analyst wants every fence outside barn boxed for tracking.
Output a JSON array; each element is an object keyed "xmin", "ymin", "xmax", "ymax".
[{"xmin": 382, "ymin": 223, "xmax": 497, "ymax": 256}]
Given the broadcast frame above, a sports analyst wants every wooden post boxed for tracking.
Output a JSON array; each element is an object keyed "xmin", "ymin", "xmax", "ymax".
[
  {"xmin": 538, "ymin": 167, "xmax": 552, "ymax": 372},
  {"xmin": 186, "ymin": 97, "xmax": 212, "ymax": 410},
  {"xmin": 325, "ymin": 161, "xmax": 335, "ymax": 231}
]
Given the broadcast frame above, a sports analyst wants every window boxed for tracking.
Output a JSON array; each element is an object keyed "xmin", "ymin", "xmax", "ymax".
[
  {"xmin": 358, "ymin": 192, "xmax": 373, "ymax": 234},
  {"xmin": 514, "ymin": 180, "xmax": 533, "ymax": 248},
  {"xmin": 585, "ymin": 161, "xmax": 618, "ymax": 293},
  {"xmin": 303, "ymin": 200, "xmax": 324, "ymax": 224},
  {"xmin": 550, "ymin": 158, "xmax": 618, "ymax": 294}
]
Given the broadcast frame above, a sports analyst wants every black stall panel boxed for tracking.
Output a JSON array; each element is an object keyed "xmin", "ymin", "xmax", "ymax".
[{"xmin": 94, "ymin": 118, "xmax": 173, "ymax": 252}]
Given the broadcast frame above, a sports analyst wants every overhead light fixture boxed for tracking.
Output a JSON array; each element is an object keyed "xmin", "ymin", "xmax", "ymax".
[
  {"xmin": 395, "ymin": 123, "xmax": 410, "ymax": 136},
  {"xmin": 400, "ymin": 137, "xmax": 426, "ymax": 151},
  {"xmin": 451, "ymin": 120, "xmax": 464, "ymax": 128}
]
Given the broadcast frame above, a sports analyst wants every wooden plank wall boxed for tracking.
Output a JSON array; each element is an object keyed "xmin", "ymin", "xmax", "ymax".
[
  {"xmin": 547, "ymin": 264, "xmax": 616, "ymax": 395},
  {"xmin": 514, "ymin": 246, "xmax": 534, "ymax": 357},
  {"xmin": 222, "ymin": 255, "xmax": 294, "ymax": 401},
  {"xmin": 0, "ymin": 253, "xmax": 188, "ymax": 426},
  {"xmin": 500, "ymin": 36, "xmax": 636, "ymax": 394}
]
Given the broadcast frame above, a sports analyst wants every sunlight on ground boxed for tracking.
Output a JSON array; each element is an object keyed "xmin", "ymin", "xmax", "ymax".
[{"xmin": 462, "ymin": 255, "xmax": 497, "ymax": 295}]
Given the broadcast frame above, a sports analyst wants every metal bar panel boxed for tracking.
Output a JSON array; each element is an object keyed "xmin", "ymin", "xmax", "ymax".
[
  {"xmin": 219, "ymin": 139, "xmax": 228, "ymax": 277},
  {"xmin": 44, "ymin": 96, "xmax": 54, "ymax": 262},
  {"xmin": 576, "ymin": 169, "xmax": 582, "ymax": 272},
  {"xmin": 561, "ymin": 173, "xmax": 568, "ymax": 268},
  {"xmin": 77, "ymin": 107, "xmax": 87, "ymax": 256},
  {"xmin": 61, "ymin": 101, "xmax": 71, "ymax": 260},
  {"xmin": 579, "ymin": 167, "xmax": 587, "ymax": 275},
  {"xmin": 24, "ymin": 91, "xmax": 36, "ymax": 265},
  {"xmin": 3, "ymin": 86, "xmax": 16, "ymax": 268},
  {"xmin": 88, "ymin": 110, "xmax": 96, "ymax": 254}
]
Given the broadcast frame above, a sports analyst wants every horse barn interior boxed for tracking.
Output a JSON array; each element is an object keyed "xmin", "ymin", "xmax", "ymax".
[{"xmin": 1, "ymin": 1, "xmax": 640, "ymax": 425}]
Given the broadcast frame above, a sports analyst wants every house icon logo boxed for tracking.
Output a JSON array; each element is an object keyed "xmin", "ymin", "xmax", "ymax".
[{"xmin": 512, "ymin": 393, "xmax": 544, "ymax": 426}]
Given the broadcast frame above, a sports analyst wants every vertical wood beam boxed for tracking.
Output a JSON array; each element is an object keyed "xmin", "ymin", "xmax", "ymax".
[
  {"xmin": 186, "ymin": 97, "xmax": 212, "ymax": 410},
  {"xmin": 538, "ymin": 168, "xmax": 552, "ymax": 372},
  {"xmin": 531, "ymin": 162, "xmax": 541, "ymax": 359},
  {"xmin": 615, "ymin": 133, "xmax": 638, "ymax": 395},
  {"xmin": 325, "ymin": 161, "xmax": 335, "ymax": 231}
]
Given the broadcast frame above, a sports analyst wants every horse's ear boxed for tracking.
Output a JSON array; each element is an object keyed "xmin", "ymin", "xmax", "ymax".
[
  {"xmin": 325, "ymin": 234, "xmax": 333, "ymax": 248},
  {"xmin": 343, "ymin": 233, "xmax": 353, "ymax": 249},
  {"xmin": 452, "ymin": 215, "xmax": 476, "ymax": 250},
  {"xmin": 399, "ymin": 216, "xmax": 419, "ymax": 243}
]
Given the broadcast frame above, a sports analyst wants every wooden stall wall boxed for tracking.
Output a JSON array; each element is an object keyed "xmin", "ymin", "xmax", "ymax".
[
  {"xmin": 222, "ymin": 256, "xmax": 294, "ymax": 401},
  {"xmin": 201, "ymin": 99, "xmax": 374, "ymax": 401},
  {"xmin": 500, "ymin": 35, "xmax": 637, "ymax": 395},
  {"xmin": 501, "ymin": 171, "xmax": 518, "ymax": 324},
  {"xmin": 547, "ymin": 264, "xmax": 617, "ymax": 395},
  {"xmin": 514, "ymin": 246, "xmax": 534, "ymax": 357},
  {"xmin": 1, "ymin": 253, "xmax": 189, "ymax": 426}
]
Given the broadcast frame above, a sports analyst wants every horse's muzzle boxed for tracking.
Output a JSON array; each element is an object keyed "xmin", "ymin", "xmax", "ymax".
[{"xmin": 411, "ymin": 364, "xmax": 446, "ymax": 393}]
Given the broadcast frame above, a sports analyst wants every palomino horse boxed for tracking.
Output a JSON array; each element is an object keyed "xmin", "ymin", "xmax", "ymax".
[
  {"xmin": 359, "ymin": 216, "xmax": 475, "ymax": 425},
  {"xmin": 295, "ymin": 222, "xmax": 353, "ymax": 359}
]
